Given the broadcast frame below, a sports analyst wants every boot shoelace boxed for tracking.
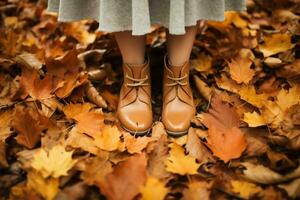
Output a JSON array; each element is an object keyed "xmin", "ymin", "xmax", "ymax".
[
  {"xmin": 125, "ymin": 73, "xmax": 150, "ymax": 87},
  {"xmin": 166, "ymin": 74, "xmax": 188, "ymax": 86}
]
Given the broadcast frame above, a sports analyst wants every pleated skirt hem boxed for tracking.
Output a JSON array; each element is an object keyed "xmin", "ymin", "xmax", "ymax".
[{"xmin": 47, "ymin": 0, "xmax": 247, "ymax": 35}]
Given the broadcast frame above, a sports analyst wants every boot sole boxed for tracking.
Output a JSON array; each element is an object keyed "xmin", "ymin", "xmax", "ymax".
[
  {"xmin": 120, "ymin": 123, "xmax": 151, "ymax": 137},
  {"xmin": 166, "ymin": 129, "xmax": 188, "ymax": 137}
]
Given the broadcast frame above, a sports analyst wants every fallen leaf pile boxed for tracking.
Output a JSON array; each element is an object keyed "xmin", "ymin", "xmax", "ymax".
[{"xmin": 0, "ymin": 0, "xmax": 300, "ymax": 199}]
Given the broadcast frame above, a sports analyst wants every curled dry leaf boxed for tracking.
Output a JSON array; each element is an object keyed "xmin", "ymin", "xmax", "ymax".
[
  {"xmin": 84, "ymin": 81, "xmax": 108, "ymax": 108},
  {"xmin": 278, "ymin": 178, "xmax": 300, "ymax": 199},
  {"xmin": 241, "ymin": 162, "xmax": 300, "ymax": 184}
]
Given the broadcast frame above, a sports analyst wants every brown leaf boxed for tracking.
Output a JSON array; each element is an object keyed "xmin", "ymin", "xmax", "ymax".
[
  {"xmin": 97, "ymin": 153, "xmax": 147, "ymax": 200},
  {"xmin": 185, "ymin": 128, "xmax": 214, "ymax": 164},
  {"xmin": 12, "ymin": 106, "xmax": 49, "ymax": 149}
]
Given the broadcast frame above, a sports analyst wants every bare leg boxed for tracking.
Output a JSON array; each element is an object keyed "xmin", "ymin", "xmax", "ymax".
[
  {"xmin": 114, "ymin": 30, "xmax": 146, "ymax": 65},
  {"xmin": 166, "ymin": 25, "xmax": 198, "ymax": 66}
]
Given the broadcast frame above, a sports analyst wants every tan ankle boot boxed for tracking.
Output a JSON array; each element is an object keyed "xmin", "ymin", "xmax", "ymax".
[
  {"xmin": 117, "ymin": 57, "xmax": 153, "ymax": 136},
  {"xmin": 162, "ymin": 55, "xmax": 196, "ymax": 137}
]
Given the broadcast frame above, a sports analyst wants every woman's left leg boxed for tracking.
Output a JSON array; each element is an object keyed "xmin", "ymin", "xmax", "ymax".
[{"xmin": 162, "ymin": 25, "xmax": 198, "ymax": 137}]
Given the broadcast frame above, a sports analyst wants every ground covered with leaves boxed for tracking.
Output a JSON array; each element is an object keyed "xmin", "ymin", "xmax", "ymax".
[{"xmin": 0, "ymin": 0, "xmax": 300, "ymax": 199}]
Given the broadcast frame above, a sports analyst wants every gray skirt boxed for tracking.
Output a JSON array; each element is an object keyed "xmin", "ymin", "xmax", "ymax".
[{"xmin": 47, "ymin": 0, "xmax": 247, "ymax": 35}]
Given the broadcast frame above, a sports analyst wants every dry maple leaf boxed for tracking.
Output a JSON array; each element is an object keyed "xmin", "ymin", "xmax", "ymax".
[
  {"xmin": 164, "ymin": 142, "xmax": 200, "ymax": 175},
  {"xmin": 241, "ymin": 162, "xmax": 300, "ymax": 184},
  {"xmin": 93, "ymin": 125, "xmax": 122, "ymax": 151},
  {"xmin": 147, "ymin": 134, "xmax": 171, "ymax": 180},
  {"xmin": 185, "ymin": 128, "xmax": 214, "ymax": 164},
  {"xmin": 202, "ymin": 93, "xmax": 240, "ymax": 130},
  {"xmin": 243, "ymin": 111, "xmax": 266, "ymax": 127},
  {"xmin": 98, "ymin": 153, "xmax": 147, "ymax": 200},
  {"xmin": 228, "ymin": 48, "xmax": 255, "ymax": 84},
  {"xmin": 27, "ymin": 170, "xmax": 59, "ymax": 200},
  {"xmin": 239, "ymin": 85, "xmax": 269, "ymax": 108},
  {"xmin": 73, "ymin": 111, "xmax": 105, "ymax": 136},
  {"xmin": 182, "ymin": 181, "xmax": 212, "ymax": 200},
  {"xmin": 78, "ymin": 151, "xmax": 113, "ymax": 186},
  {"xmin": 276, "ymin": 86, "xmax": 300, "ymax": 112},
  {"xmin": 31, "ymin": 144, "xmax": 77, "ymax": 178},
  {"xmin": 206, "ymin": 126, "xmax": 247, "ymax": 162},
  {"xmin": 12, "ymin": 106, "xmax": 49, "ymax": 149},
  {"xmin": 231, "ymin": 180, "xmax": 262, "ymax": 199},
  {"xmin": 123, "ymin": 131, "xmax": 156, "ymax": 154},
  {"xmin": 45, "ymin": 50, "xmax": 88, "ymax": 98},
  {"xmin": 190, "ymin": 52, "xmax": 213, "ymax": 73},
  {"xmin": 62, "ymin": 102, "xmax": 95, "ymax": 120},
  {"xmin": 202, "ymin": 94, "xmax": 247, "ymax": 162},
  {"xmin": 19, "ymin": 66, "xmax": 54, "ymax": 100},
  {"xmin": 0, "ymin": 110, "xmax": 13, "ymax": 141},
  {"xmin": 65, "ymin": 125, "xmax": 99, "ymax": 155},
  {"xmin": 139, "ymin": 176, "xmax": 169, "ymax": 200},
  {"xmin": 259, "ymin": 33, "xmax": 295, "ymax": 57}
]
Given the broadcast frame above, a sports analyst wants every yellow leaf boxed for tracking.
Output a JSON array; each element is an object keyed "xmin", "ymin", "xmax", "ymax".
[
  {"xmin": 261, "ymin": 101, "xmax": 284, "ymax": 128},
  {"xmin": 243, "ymin": 111, "xmax": 266, "ymax": 127},
  {"xmin": 94, "ymin": 125, "xmax": 122, "ymax": 151},
  {"xmin": 65, "ymin": 125, "xmax": 99, "ymax": 155},
  {"xmin": 62, "ymin": 102, "xmax": 95, "ymax": 120},
  {"xmin": 224, "ymin": 11, "xmax": 248, "ymax": 28},
  {"xmin": 164, "ymin": 142, "xmax": 200, "ymax": 175},
  {"xmin": 259, "ymin": 33, "xmax": 295, "ymax": 57},
  {"xmin": 231, "ymin": 180, "xmax": 262, "ymax": 199},
  {"xmin": 27, "ymin": 171, "xmax": 59, "ymax": 200},
  {"xmin": 140, "ymin": 176, "xmax": 169, "ymax": 200},
  {"xmin": 191, "ymin": 52, "xmax": 212, "ymax": 73},
  {"xmin": 31, "ymin": 144, "xmax": 77, "ymax": 178},
  {"xmin": 239, "ymin": 85, "xmax": 268, "ymax": 108},
  {"xmin": 276, "ymin": 86, "xmax": 300, "ymax": 111}
]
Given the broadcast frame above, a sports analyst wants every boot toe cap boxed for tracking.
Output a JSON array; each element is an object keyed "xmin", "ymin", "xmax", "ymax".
[{"xmin": 118, "ymin": 102, "xmax": 153, "ymax": 133}]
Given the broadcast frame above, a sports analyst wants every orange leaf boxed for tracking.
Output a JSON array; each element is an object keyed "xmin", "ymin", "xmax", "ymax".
[{"xmin": 206, "ymin": 126, "xmax": 247, "ymax": 163}]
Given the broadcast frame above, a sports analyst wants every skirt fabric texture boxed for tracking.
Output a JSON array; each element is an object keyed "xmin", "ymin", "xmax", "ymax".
[{"xmin": 47, "ymin": 0, "xmax": 247, "ymax": 35}]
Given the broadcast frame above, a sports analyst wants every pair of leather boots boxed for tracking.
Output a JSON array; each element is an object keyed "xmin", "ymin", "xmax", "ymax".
[{"xmin": 117, "ymin": 55, "xmax": 195, "ymax": 137}]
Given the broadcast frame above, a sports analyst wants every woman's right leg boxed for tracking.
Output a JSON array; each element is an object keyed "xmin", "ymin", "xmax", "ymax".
[
  {"xmin": 114, "ymin": 31, "xmax": 153, "ymax": 136},
  {"xmin": 114, "ymin": 30, "xmax": 146, "ymax": 65}
]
